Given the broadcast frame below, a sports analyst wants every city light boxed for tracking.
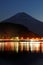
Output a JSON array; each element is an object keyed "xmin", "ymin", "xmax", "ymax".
[{"xmin": 0, "ymin": 37, "xmax": 43, "ymax": 53}]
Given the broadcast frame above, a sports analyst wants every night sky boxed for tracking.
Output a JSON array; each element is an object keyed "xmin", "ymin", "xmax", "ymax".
[
  {"xmin": 0, "ymin": 0, "xmax": 43, "ymax": 65},
  {"xmin": 0, "ymin": 0, "xmax": 43, "ymax": 22}
]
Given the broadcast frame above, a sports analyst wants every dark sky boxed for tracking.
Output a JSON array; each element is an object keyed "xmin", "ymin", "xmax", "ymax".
[{"xmin": 0, "ymin": 0, "xmax": 43, "ymax": 21}]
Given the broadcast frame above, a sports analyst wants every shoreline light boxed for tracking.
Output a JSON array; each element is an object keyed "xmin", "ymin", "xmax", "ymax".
[{"xmin": 0, "ymin": 37, "xmax": 43, "ymax": 53}]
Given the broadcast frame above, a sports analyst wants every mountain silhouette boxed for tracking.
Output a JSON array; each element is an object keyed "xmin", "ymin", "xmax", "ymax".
[
  {"xmin": 2, "ymin": 12, "xmax": 43, "ymax": 36},
  {"xmin": 0, "ymin": 22, "xmax": 38, "ymax": 38}
]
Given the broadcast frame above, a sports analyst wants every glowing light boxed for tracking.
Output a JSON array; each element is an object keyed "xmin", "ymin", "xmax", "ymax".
[
  {"xmin": 14, "ymin": 37, "xmax": 19, "ymax": 52},
  {"xmin": 0, "ymin": 42, "xmax": 2, "ymax": 50},
  {"xmin": 0, "ymin": 37, "xmax": 43, "ymax": 53},
  {"xmin": 19, "ymin": 37, "xmax": 24, "ymax": 51}
]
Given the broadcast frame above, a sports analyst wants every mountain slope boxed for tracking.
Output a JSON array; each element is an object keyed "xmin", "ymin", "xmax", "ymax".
[
  {"xmin": 2, "ymin": 12, "xmax": 43, "ymax": 36},
  {"xmin": 0, "ymin": 22, "xmax": 38, "ymax": 38}
]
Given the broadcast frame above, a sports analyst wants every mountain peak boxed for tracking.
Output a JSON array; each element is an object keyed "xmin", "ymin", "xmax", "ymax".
[
  {"xmin": 15, "ymin": 12, "xmax": 28, "ymax": 16},
  {"xmin": 14, "ymin": 12, "xmax": 31, "ymax": 18},
  {"xmin": 2, "ymin": 12, "xmax": 43, "ymax": 36}
]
